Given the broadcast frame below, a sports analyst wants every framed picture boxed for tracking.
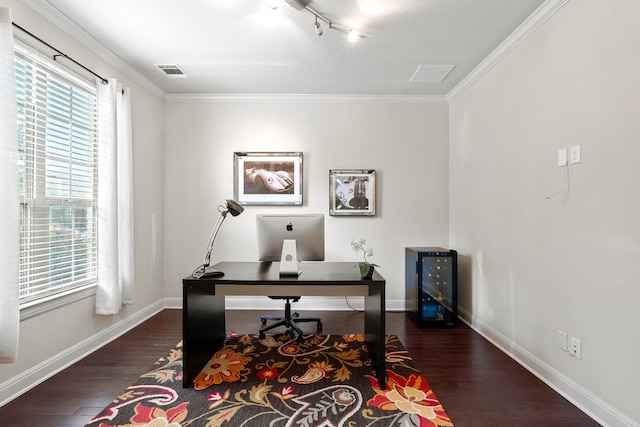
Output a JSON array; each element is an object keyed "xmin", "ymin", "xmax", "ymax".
[
  {"xmin": 329, "ymin": 169, "xmax": 376, "ymax": 216},
  {"xmin": 234, "ymin": 152, "xmax": 303, "ymax": 205}
]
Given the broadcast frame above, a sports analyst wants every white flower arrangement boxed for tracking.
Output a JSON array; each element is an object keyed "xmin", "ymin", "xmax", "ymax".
[{"xmin": 350, "ymin": 238, "xmax": 379, "ymax": 267}]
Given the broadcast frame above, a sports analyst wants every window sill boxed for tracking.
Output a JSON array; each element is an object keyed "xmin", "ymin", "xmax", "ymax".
[{"xmin": 20, "ymin": 284, "xmax": 97, "ymax": 321}]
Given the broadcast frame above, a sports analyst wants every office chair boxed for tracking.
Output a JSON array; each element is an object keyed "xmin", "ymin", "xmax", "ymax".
[{"xmin": 259, "ymin": 296, "xmax": 322, "ymax": 341}]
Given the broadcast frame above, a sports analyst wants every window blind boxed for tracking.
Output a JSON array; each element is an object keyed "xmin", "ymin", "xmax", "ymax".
[{"xmin": 15, "ymin": 44, "xmax": 99, "ymax": 305}]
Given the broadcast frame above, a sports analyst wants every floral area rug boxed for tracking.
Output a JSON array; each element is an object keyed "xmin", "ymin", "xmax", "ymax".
[{"xmin": 85, "ymin": 334, "xmax": 453, "ymax": 427}]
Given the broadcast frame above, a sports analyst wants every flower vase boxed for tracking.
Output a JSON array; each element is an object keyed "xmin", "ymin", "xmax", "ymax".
[{"xmin": 359, "ymin": 263, "xmax": 375, "ymax": 280}]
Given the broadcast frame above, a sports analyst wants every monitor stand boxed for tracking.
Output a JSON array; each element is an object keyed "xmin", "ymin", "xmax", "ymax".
[{"xmin": 279, "ymin": 239, "xmax": 301, "ymax": 276}]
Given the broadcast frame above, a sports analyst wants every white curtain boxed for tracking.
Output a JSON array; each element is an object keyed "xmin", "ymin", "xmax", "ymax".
[
  {"xmin": 0, "ymin": 8, "xmax": 19, "ymax": 363},
  {"xmin": 96, "ymin": 78, "xmax": 135, "ymax": 315}
]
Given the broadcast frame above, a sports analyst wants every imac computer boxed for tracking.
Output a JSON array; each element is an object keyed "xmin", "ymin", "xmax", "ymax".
[{"xmin": 256, "ymin": 214, "xmax": 324, "ymax": 276}]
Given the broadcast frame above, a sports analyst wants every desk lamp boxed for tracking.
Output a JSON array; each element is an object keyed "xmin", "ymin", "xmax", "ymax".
[{"xmin": 192, "ymin": 199, "xmax": 244, "ymax": 278}]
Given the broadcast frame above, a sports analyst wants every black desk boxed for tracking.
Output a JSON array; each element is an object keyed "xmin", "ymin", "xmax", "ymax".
[{"xmin": 182, "ymin": 261, "xmax": 386, "ymax": 388}]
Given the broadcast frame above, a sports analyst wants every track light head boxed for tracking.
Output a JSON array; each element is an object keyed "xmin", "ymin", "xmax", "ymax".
[
  {"xmin": 347, "ymin": 29, "xmax": 361, "ymax": 42},
  {"xmin": 314, "ymin": 17, "xmax": 323, "ymax": 36}
]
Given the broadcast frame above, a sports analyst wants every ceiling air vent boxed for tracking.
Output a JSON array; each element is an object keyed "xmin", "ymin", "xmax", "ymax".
[
  {"xmin": 155, "ymin": 64, "xmax": 189, "ymax": 79},
  {"xmin": 410, "ymin": 65, "xmax": 455, "ymax": 83}
]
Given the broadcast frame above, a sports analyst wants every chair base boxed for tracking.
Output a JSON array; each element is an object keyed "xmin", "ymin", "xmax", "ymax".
[{"xmin": 259, "ymin": 298, "xmax": 322, "ymax": 342}]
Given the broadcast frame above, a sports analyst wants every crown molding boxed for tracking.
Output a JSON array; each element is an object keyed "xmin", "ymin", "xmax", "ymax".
[
  {"xmin": 17, "ymin": 0, "xmax": 444, "ymax": 105},
  {"xmin": 447, "ymin": 0, "xmax": 570, "ymax": 103},
  {"xmin": 20, "ymin": 0, "xmax": 166, "ymax": 99},
  {"xmin": 165, "ymin": 93, "xmax": 448, "ymax": 104},
  {"xmin": 20, "ymin": 0, "xmax": 567, "ymax": 105}
]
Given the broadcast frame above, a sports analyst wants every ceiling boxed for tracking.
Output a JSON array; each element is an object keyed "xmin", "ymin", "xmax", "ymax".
[{"xmin": 24, "ymin": 0, "xmax": 546, "ymax": 97}]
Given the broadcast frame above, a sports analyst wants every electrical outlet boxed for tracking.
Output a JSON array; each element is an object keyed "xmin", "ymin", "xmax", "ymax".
[
  {"xmin": 569, "ymin": 337, "xmax": 582, "ymax": 359},
  {"xmin": 557, "ymin": 148, "xmax": 567, "ymax": 167},
  {"xmin": 558, "ymin": 330, "xmax": 568, "ymax": 351},
  {"xmin": 570, "ymin": 145, "xmax": 581, "ymax": 164}
]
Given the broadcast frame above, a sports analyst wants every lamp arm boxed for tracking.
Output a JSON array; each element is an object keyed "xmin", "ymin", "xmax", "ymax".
[
  {"xmin": 192, "ymin": 200, "xmax": 242, "ymax": 278},
  {"xmin": 200, "ymin": 212, "xmax": 227, "ymax": 269}
]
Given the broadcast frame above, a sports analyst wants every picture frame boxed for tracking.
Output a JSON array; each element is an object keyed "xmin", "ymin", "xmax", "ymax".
[
  {"xmin": 329, "ymin": 169, "xmax": 376, "ymax": 216},
  {"xmin": 234, "ymin": 152, "xmax": 303, "ymax": 205}
]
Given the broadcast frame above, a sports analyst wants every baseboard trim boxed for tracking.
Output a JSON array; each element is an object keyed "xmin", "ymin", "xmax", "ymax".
[
  {"xmin": 1, "ymin": 297, "xmax": 405, "ymax": 408},
  {"xmin": 3, "ymin": 297, "xmax": 632, "ymax": 424},
  {"xmin": 9, "ymin": 296, "xmax": 624, "ymax": 424},
  {"xmin": 0, "ymin": 300, "xmax": 165, "ymax": 407},
  {"xmin": 458, "ymin": 307, "xmax": 636, "ymax": 427}
]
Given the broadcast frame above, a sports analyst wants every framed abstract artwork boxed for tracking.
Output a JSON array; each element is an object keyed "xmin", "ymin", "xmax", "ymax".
[
  {"xmin": 329, "ymin": 169, "xmax": 376, "ymax": 216},
  {"xmin": 234, "ymin": 152, "xmax": 303, "ymax": 205}
]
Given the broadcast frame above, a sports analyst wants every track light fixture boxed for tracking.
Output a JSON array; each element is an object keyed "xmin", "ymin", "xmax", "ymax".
[{"xmin": 279, "ymin": 0, "xmax": 366, "ymax": 42}]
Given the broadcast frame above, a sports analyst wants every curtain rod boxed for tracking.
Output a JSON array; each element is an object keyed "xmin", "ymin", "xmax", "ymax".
[{"xmin": 12, "ymin": 22, "xmax": 108, "ymax": 85}]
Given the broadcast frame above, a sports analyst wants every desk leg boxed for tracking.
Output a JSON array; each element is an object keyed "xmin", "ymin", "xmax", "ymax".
[
  {"xmin": 364, "ymin": 281, "xmax": 387, "ymax": 389},
  {"xmin": 182, "ymin": 283, "xmax": 226, "ymax": 387}
]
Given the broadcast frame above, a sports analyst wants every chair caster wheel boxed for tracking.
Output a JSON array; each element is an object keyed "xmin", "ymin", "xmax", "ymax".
[
  {"xmin": 317, "ymin": 322, "xmax": 323, "ymax": 334},
  {"xmin": 259, "ymin": 332, "xmax": 265, "ymax": 339}
]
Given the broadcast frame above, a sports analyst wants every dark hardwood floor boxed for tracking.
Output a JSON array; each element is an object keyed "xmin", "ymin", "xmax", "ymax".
[{"xmin": 0, "ymin": 308, "xmax": 600, "ymax": 426}]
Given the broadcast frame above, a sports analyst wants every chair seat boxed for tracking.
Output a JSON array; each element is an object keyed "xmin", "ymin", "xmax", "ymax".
[{"xmin": 268, "ymin": 296, "xmax": 300, "ymax": 302}]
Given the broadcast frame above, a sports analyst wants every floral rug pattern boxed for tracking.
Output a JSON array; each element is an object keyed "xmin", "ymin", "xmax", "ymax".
[{"xmin": 86, "ymin": 334, "xmax": 453, "ymax": 427}]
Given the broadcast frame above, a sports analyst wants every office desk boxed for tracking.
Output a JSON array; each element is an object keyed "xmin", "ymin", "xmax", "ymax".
[{"xmin": 182, "ymin": 261, "xmax": 386, "ymax": 388}]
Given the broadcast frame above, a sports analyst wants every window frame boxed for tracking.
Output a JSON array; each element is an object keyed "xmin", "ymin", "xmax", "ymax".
[{"xmin": 15, "ymin": 40, "xmax": 100, "ymax": 313}]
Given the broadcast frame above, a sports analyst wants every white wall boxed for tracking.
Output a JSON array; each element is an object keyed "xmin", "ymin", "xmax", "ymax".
[
  {"xmin": 449, "ymin": 0, "xmax": 640, "ymax": 425},
  {"xmin": 6, "ymin": 0, "xmax": 636, "ymax": 424},
  {"xmin": 163, "ymin": 100, "xmax": 450, "ymax": 309},
  {"xmin": 0, "ymin": 0, "xmax": 165, "ymax": 398}
]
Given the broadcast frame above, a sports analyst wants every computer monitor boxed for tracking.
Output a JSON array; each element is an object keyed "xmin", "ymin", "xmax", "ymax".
[{"xmin": 256, "ymin": 214, "xmax": 324, "ymax": 275}]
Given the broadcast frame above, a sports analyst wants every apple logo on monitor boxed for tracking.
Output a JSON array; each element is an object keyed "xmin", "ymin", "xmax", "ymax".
[{"xmin": 286, "ymin": 223, "xmax": 293, "ymax": 232}]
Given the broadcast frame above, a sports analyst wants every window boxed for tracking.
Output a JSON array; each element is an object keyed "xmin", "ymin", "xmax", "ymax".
[{"xmin": 15, "ymin": 43, "xmax": 99, "ymax": 306}]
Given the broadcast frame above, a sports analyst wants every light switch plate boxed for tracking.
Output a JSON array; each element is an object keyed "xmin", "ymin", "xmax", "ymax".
[
  {"xmin": 558, "ymin": 330, "xmax": 568, "ymax": 351},
  {"xmin": 558, "ymin": 148, "xmax": 567, "ymax": 167}
]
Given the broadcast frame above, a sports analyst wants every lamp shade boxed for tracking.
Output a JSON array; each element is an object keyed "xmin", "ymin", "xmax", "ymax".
[{"xmin": 226, "ymin": 199, "xmax": 244, "ymax": 217}]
